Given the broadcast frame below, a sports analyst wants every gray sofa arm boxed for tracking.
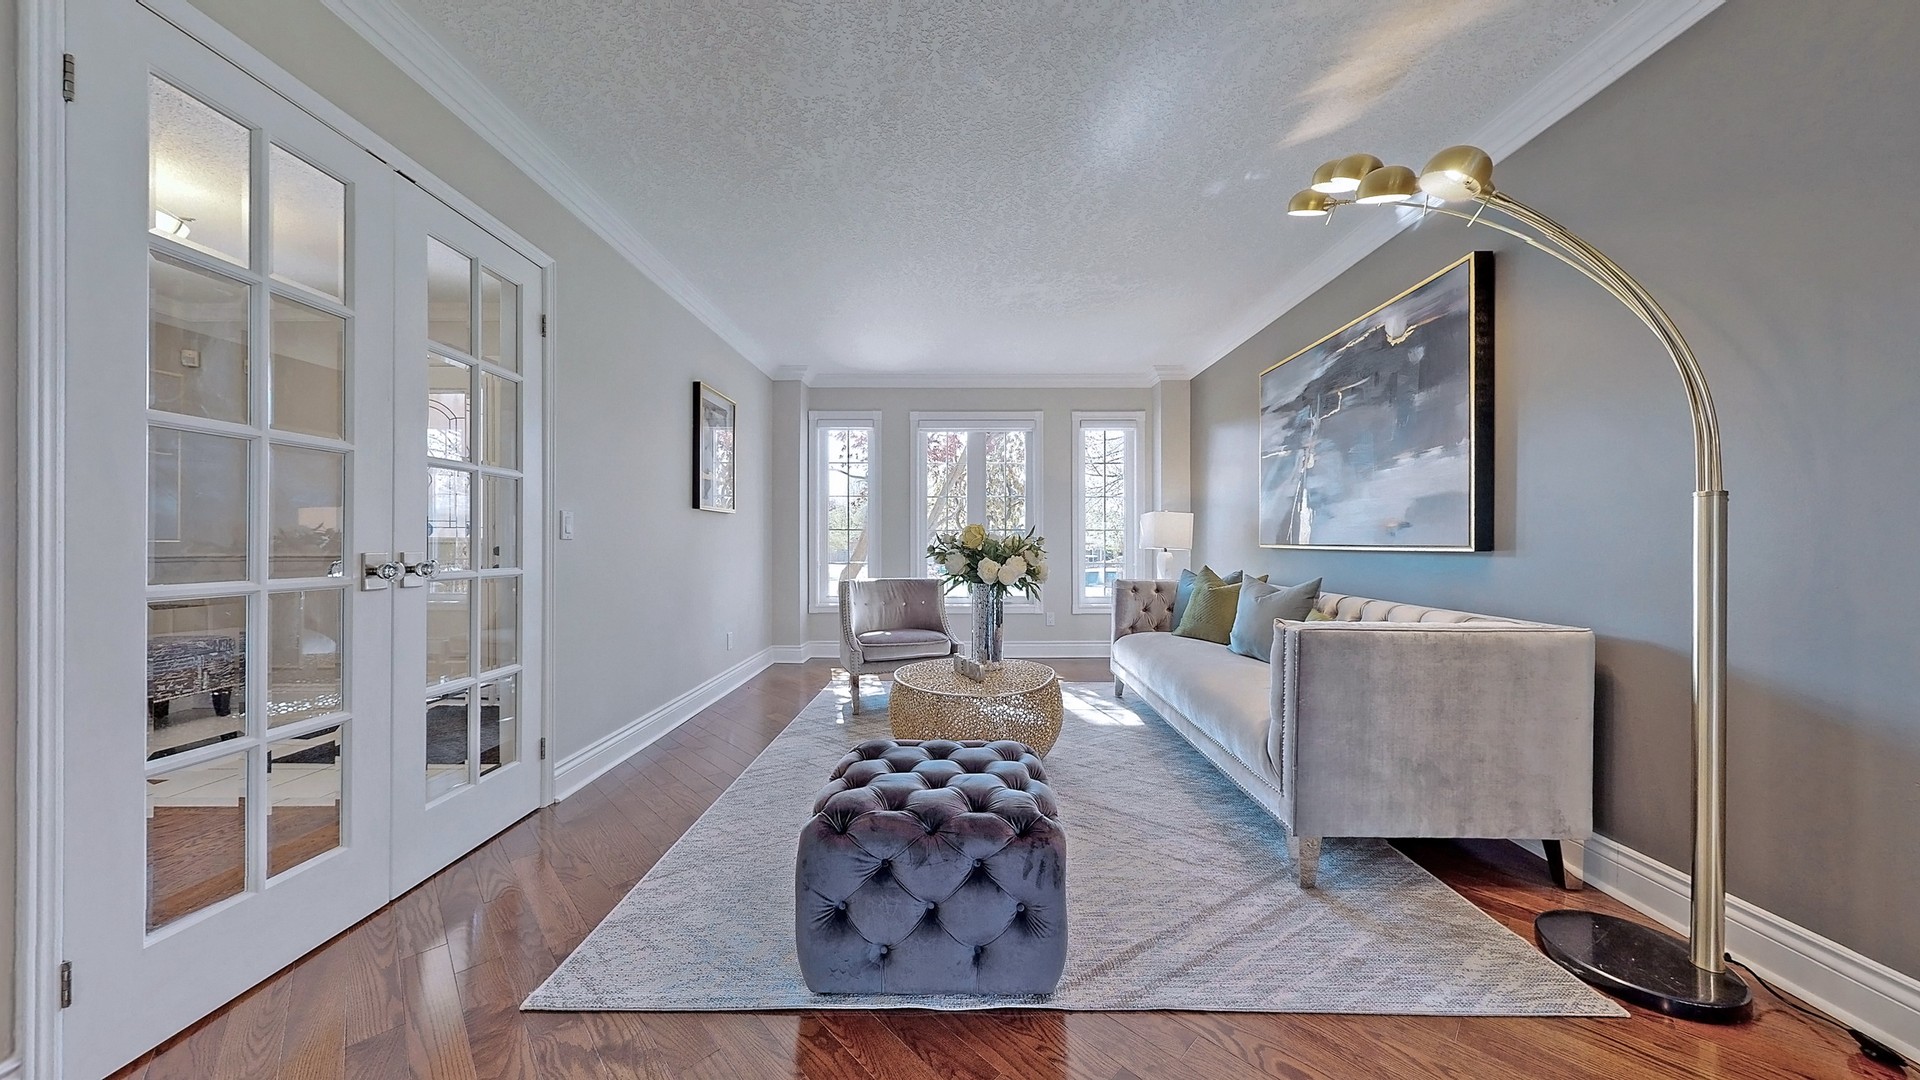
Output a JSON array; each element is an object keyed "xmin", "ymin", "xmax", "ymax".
[
  {"xmin": 1112, "ymin": 579, "xmax": 1178, "ymax": 640},
  {"xmin": 1272, "ymin": 621, "xmax": 1595, "ymax": 840}
]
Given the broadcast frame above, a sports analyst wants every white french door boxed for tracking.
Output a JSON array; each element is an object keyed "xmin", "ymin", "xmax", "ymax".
[
  {"xmin": 390, "ymin": 186, "xmax": 546, "ymax": 891},
  {"xmin": 59, "ymin": 4, "xmax": 545, "ymax": 1075}
]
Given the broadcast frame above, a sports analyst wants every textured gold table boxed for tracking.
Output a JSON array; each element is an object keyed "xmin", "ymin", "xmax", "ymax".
[{"xmin": 888, "ymin": 658, "xmax": 1064, "ymax": 755}]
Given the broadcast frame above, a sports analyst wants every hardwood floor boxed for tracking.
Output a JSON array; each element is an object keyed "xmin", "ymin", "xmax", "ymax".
[{"xmin": 111, "ymin": 659, "xmax": 1892, "ymax": 1079}]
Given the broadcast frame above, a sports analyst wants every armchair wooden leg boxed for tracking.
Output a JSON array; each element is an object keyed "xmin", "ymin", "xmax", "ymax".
[
  {"xmin": 1288, "ymin": 835, "xmax": 1321, "ymax": 889},
  {"xmin": 848, "ymin": 672, "xmax": 862, "ymax": 715},
  {"xmin": 1543, "ymin": 840, "xmax": 1582, "ymax": 890},
  {"xmin": 1114, "ymin": 677, "xmax": 1125, "ymax": 698}
]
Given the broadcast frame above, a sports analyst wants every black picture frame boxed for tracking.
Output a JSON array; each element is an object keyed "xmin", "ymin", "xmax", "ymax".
[
  {"xmin": 693, "ymin": 381, "xmax": 737, "ymax": 513},
  {"xmin": 1257, "ymin": 251, "xmax": 1494, "ymax": 551}
]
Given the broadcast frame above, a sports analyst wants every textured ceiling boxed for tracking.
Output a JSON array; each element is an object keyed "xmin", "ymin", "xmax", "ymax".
[{"xmin": 391, "ymin": 0, "xmax": 1625, "ymax": 381}]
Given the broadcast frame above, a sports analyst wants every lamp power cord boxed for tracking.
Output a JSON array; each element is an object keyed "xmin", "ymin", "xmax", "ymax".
[{"xmin": 1725, "ymin": 956, "xmax": 1910, "ymax": 1074}]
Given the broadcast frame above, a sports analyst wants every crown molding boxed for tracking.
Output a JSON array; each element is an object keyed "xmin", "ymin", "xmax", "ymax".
[
  {"xmin": 803, "ymin": 370, "xmax": 1160, "ymax": 390},
  {"xmin": 1181, "ymin": 0, "xmax": 1724, "ymax": 381},
  {"xmin": 319, "ymin": 0, "xmax": 776, "ymax": 376}
]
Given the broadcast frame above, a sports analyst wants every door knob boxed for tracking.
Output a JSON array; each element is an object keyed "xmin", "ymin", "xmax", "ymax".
[
  {"xmin": 399, "ymin": 552, "xmax": 438, "ymax": 587},
  {"xmin": 362, "ymin": 552, "xmax": 402, "ymax": 590}
]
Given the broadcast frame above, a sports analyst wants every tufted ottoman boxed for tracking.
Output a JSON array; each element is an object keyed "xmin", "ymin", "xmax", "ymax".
[{"xmin": 796, "ymin": 738, "xmax": 1067, "ymax": 995}]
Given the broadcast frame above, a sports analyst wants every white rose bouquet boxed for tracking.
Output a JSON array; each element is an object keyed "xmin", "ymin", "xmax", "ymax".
[{"xmin": 926, "ymin": 524, "xmax": 1048, "ymax": 599}]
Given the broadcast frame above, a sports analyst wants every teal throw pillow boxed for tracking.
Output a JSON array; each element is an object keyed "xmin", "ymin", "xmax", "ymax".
[{"xmin": 1228, "ymin": 578, "xmax": 1324, "ymax": 661}]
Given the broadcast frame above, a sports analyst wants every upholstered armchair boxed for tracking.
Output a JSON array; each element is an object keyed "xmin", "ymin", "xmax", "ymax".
[{"xmin": 837, "ymin": 578, "xmax": 959, "ymax": 714}]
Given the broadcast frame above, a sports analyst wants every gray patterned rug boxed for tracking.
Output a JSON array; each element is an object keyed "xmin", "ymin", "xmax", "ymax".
[{"xmin": 525, "ymin": 682, "xmax": 1624, "ymax": 1016}]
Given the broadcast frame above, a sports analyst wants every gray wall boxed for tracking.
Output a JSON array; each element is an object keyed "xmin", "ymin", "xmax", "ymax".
[
  {"xmin": 175, "ymin": 0, "xmax": 776, "ymax": 759},
  {"xmin": 790, "ymin": 385, "xmax": 1165, "ymax": 647},
  {"xmin": 1192, "ymin": 0, "xmax": 1920, "ymax": 977}
]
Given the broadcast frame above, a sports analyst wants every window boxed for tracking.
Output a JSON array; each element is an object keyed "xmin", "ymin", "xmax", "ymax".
[
  {"xmin": 1074, "ymin": 413, "xmax": 1142, "ymax": 612},
  {"xmin": 810, "ymin": 413, "xmax": 879, "ymax": 609},
  {"xmin": 912, "ymin": 413, "xmax": 1041, "ymax": 602}
]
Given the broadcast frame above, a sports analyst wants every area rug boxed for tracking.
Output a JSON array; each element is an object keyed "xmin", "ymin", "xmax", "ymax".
[{"xmin": 524, "ymin": 683, "xmax": 1624, "ymax": 1016}]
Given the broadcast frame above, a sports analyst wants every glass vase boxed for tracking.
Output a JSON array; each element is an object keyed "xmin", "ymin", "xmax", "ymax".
[{"xmin": 969, "ymin": 582, "xmax": 1006, "ymax": 668}]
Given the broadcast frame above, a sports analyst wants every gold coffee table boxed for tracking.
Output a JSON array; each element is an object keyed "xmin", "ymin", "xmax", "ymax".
[{"xmin": 888, "ymin": 658, "xmax": 1064, "ymax": 755}]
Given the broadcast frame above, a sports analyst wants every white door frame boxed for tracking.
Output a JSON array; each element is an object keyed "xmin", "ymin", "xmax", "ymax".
[{"xmin": 13, "ymin": 1, "xmax": 558, "ymax": 1073}]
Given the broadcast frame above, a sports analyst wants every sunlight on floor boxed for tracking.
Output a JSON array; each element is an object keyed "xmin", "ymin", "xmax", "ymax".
[{"xmin": 1063, "ymin": 686, "xmax": 1144, "ymax": 727}]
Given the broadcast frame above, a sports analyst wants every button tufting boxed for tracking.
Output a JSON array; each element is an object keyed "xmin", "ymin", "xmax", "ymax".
[
  {"xmin": 836, "ymin": 900, "xmax": 847, "ymax": 911},
  {"xmin": 877, "ymin": 945, "xmax": 889, "ymax": 956},
  {"xmin": 1015, "ymin": 903, "xmax": 1026, "ymax": 913},
  {"xmin": 972, "ymin": 858, "xmax": 983, "ymax": 868},
  {"xmin": 925, "ymin": 901, "xmax": 937, "ymax": 912}
]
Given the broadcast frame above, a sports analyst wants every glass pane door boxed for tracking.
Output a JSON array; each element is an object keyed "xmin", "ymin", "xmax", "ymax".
[
  {"xmin": 60, "ymin": 6, "xmax": 397, "ymax": 1076},
  {"xmin": 391, "ymin": 185, "xmax": 545, "ymax": 891}
]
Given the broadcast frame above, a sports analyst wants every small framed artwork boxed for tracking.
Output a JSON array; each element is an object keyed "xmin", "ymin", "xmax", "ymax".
[
  {"xmin": 1258, "ymin": 250, "xmax": 1494, "ymax": 551},
  {"xmin": 693, "ymin": 381, "xmax": 738, "ymax": 513}
]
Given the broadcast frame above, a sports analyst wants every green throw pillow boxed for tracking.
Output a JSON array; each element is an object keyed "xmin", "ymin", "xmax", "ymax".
[
  {"xmin": 1174, "ymin": 581, "xmax": 1242, "ymax": 645},
  {"xmin": 1305, "ymin": 608, "xmax": 1334, "ymax": 622},
  {"xmin": 1171, "ymin": 566, "xmax": 1225, "ymax": 629},
  {"xmin": 1227, "ymin": 578, "xmax": 1323, "ymax": 661}
]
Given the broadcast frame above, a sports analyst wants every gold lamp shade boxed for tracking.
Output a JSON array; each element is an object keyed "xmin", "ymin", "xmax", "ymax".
[
  {"xmin": 1286, "ymin": 189, "xmax": 1333, "ymax": 217},
  {"xmin": 1354, "ymin": 164, "xmax": 1419, "ymax": 204},
  {"xmin": 1307, "ymin": 159, "xmax": 1344, "ymax": 194},
  {"xmin": 1329, "ymin": 153, "xmax": 1384, "ymax": 192},
  {"xmin": 1319, "ymin": 153, "xmax": 1383, "ymax": 193},
  {"xmin": 1417, "ymin": 144, "xmax": 1496, "ymax": 201}
]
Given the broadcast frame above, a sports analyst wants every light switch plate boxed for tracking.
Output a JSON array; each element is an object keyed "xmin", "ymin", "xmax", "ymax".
[{"xmin": 560, "ymin": 510, "xmax": 576, "ymax": 540}]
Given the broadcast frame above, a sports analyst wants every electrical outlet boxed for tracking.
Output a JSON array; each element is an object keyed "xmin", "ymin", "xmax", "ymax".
[
  {"xmin": 178, "ymin": 348, "xmax": 201, "ymax": 369},
  {"xmin": 1045, "ymin": 612, "xmax": 1055, "ymax": 627},
  {"xmin": 725, "ymin": 630, "xmax": 734, "ymax": 650},
  {"xmin": 559, "ymin": 510, "xmax": 575, "ymax": 539}
]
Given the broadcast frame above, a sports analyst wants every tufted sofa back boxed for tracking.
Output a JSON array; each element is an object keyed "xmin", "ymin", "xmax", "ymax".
[
  {"xmin": 1313, "ymin": 591, "xmax": 1515, "ymax": 625},
  {"xmin": 1111, "ymin": 578, "xmax": 1527, "ymax": 641},
  {"xmin": 1111, "ymin": 579, "xmax": 1177, "ymax": 639},
  {"xmin": 842, "ymin": 578, "xmax": 949, "ymax": 637}
]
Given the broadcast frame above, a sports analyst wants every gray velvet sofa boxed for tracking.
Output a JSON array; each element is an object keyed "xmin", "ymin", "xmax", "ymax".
[{"xmin": 1111, "ymin": 580, "xmax": 1594, "ymax": 888}]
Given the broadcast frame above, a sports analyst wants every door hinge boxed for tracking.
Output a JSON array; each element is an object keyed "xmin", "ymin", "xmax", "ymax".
[
  {"xmin": 62, "ymin": 54, "xmax": 76, "ymax": 102},
  {"xmin": 539, "ymin": 314, "xmax": 548, "ymax": 338},
  {"xmin": 539, "ymin": 737, "xmax": 547, "ymax": 761},
  {"xmin": 59, "ymin": 961, "xmax": 72, "ymax": 1008}
]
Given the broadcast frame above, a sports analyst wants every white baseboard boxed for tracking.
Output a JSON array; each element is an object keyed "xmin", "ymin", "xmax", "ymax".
[
  {"xmin": 1513, "ymin": 837, "xmax": 1919, "ymax": 1059},
  {"xmin": 552, "ymin": 648, "xmax": 776, "ymax": 800},
  {"xmin": 773, "ymin": 640, "xmax": 1111, "ymax": 663}
]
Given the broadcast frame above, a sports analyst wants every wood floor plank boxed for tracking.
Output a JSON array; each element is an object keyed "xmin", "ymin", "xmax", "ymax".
[
  {"xmin": 109, "ymin": 658, "xmax": 1895, "ymax": 1080},
  {"xmin": 277, "ymin": 943, "xmax": 351, "ymax": 1079},
  {"xmin": 400, "ymin": 945, "xmax": 481, "ymax": 1080}
]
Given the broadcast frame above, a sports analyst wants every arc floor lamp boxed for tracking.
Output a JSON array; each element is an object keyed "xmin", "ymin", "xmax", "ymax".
[{"xmin": 1286, "ymin": 147, "xmax": 1751, "ymax": 1021}]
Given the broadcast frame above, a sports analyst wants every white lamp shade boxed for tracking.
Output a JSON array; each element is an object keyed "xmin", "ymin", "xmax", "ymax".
[{"xmin": 1140, "ymin": 511, "xmax": 1194, "ymax": 551}]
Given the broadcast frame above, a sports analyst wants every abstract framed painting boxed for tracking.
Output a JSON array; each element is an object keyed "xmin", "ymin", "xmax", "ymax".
[
  {"xmin": 693, "ymin": 381, "xmax": 737, "ymax": 513},
  {"xmin": 1259, "ymin": 251, "xmax": 1493, "ymax": 551}
]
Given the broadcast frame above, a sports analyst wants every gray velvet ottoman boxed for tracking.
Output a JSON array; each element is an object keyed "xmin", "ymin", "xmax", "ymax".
[{"xmin": 796, "ymin": 738, "xmax": 1067, "ymax": 995}]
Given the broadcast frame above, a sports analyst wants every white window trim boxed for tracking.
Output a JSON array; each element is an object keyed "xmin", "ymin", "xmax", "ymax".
[
  {"xmin": 909, "ymin": 411, "xmax": 1045, "ymax": 610},
  {"xmin": 1072, "ymin": 411, "xmax": 1146, "ymax": 615},
  {"xmin": 808, "ymin": 411, "xmax": 882, "ymax": 613}
]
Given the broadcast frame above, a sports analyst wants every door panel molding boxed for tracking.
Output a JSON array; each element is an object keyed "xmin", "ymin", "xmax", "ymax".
[{"xmin": 17, "ymin": 0, "xmax": 70, "ymax": 1074}]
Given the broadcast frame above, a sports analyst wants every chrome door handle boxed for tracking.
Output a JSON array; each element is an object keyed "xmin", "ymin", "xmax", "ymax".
[
  {"xmin": 362, "ymin": 552, "xmax": 402, "ymax": 590},
  {"xmin": 399, "ymin": 552, "xmax": 438, "ymax": 587}
]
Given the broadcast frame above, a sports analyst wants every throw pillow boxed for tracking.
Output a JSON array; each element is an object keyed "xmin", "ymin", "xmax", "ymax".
[
  {"xmin": 1305, "ymin": 608, "xmax": 1334, "ymax": 622},
  {"xmin": 1228, "ymin": 578, "xmax": 1323, "ymax": 661},
  {"xmin": 1173, "ymin": 581, "xmax": 1243, "ymax": 645},
  {"xmin": 1171, "ymin": 566, "xmax": 1223, "ymax": 629}
]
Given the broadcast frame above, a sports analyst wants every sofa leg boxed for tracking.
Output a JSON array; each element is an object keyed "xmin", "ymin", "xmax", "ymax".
[
  {"xmin": 1289, "ymin": 835, "xmax": 1321, "ymax": 888},
  {"xmin": 1543, "ymin": 840, "xmax": 1582, "ymax": 890},
  {"xmin": 848, "ymin": 672, "xmax": 862, "ymax": 715},
  {"xmin": 1113, "ymin": 677, "xmax": 1125, "ymax": 698}
]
